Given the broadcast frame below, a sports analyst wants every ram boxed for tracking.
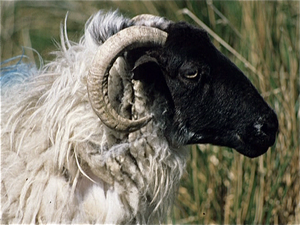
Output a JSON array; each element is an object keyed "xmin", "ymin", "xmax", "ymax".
[{"xmin": 1, "ymin": 10, "xmax": 278, "ymax": 224}]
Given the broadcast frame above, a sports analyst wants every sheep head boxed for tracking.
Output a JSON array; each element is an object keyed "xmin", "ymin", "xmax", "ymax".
[{"xmin": 87, "ymin": 15, "xmax": 278, "ymax": 158}]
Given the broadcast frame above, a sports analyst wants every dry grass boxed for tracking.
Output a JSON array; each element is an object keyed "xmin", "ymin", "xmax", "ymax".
[{"xmin": 1, "ymin": 1, "xmax": 299, "ymax": 224}]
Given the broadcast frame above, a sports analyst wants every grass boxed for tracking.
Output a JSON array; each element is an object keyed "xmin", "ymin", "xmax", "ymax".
[{"xmin": 1, "ymin": 1, "xmax": 299, "ymax": 224}]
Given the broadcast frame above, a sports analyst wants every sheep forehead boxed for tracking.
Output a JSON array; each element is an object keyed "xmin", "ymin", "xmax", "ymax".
[
  {"xmin": 166, "ymin": 22, "xmax": 212, "ymax": 48},
  {"xmin": 163, "ymin": 26, "xmax": 217, "ymax": 67}
]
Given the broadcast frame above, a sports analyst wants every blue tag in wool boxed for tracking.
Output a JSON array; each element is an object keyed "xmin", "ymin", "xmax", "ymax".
[{"xmin": 0, "ymin": 54, "xmax": 38, "ymax": 88}]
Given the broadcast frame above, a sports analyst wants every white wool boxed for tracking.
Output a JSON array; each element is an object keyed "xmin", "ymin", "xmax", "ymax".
[{"xmin": 1, "ymin": 11, "xmax": 188, "ymax": 224}]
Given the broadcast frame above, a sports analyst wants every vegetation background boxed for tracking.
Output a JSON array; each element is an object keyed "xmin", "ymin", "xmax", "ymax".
[{"xmin": 1, "ymin": 0, "xmax": 299, "ymax": 224}]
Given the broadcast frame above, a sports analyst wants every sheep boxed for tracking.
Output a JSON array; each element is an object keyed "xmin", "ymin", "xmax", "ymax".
[{"xmin": 1, "ymin": 10, "xmax": 278, "ymax": 224}]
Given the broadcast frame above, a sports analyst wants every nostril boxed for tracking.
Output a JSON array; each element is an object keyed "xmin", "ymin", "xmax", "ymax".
[
  {"xmin": 256, "ymin": 111, "xmax": 279, "ymax": 135},
  {"xmin": 254, "ymin": 114, "xmax": 278, "ymax": 146}
]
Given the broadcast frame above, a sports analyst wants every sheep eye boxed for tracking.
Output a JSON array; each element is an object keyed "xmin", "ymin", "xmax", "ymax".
[{"xmin": 184, "ymin": 69, "xmax": 198, "ymax": 79}]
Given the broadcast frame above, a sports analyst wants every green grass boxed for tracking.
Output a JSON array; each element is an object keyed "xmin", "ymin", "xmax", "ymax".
[{"xmin": 1, "ymin": 1, "xmax": 299, "ymax": 224}]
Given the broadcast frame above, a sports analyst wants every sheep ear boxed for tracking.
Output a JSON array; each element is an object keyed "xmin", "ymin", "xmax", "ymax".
[{"xmin": 132, "ymin": 55, "xmax": 159, "ymax": 80}]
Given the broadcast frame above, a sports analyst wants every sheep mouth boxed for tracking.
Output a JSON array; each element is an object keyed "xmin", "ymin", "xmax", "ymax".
[
  {"xmin": 225, "ymin": 130, "xmax": 276, "ymax": 158},
  {"xmin": 188, "ymin": 132, "xmax": 275, "ymax": 158},
  {"xmin": 232, "ymin": 133, "xmax": 273, "ymax": 158}
]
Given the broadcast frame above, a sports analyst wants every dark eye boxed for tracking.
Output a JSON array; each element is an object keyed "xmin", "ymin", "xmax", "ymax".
[{"xmin": 183, "ymin": 68, "xmax": 198, "ymax": 79}]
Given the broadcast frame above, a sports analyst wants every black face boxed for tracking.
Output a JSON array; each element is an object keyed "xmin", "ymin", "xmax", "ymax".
[{"xmin": 132, "ymin": 22, "xmax": 278, "ymax": 158}]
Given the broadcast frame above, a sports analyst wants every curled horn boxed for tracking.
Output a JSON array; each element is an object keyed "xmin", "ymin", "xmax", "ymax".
[{"xmin": 87, "ymin": 26, "xmax": 168, "ymax": 133}]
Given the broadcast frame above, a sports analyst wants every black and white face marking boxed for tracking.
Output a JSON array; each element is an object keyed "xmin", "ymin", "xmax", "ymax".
[{"xmin": 132, "ymin": 21, "xmax": 278, "ymax": 158}]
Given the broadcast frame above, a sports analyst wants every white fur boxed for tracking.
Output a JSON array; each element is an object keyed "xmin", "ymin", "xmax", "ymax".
[{"xmin": 1, "ymin": 11, "xmax": 188, "ymax": 224}]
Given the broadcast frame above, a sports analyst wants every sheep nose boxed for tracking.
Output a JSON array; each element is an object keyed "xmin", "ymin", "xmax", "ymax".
[{"xmin": 254, "ymin": 111, "xmax": 279, "ymax": 146}]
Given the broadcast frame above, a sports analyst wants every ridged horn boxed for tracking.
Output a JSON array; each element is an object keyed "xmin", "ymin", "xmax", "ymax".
[{"xmin": 87, "ymin": 26, "xmax": 168, "ymax": 133}]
